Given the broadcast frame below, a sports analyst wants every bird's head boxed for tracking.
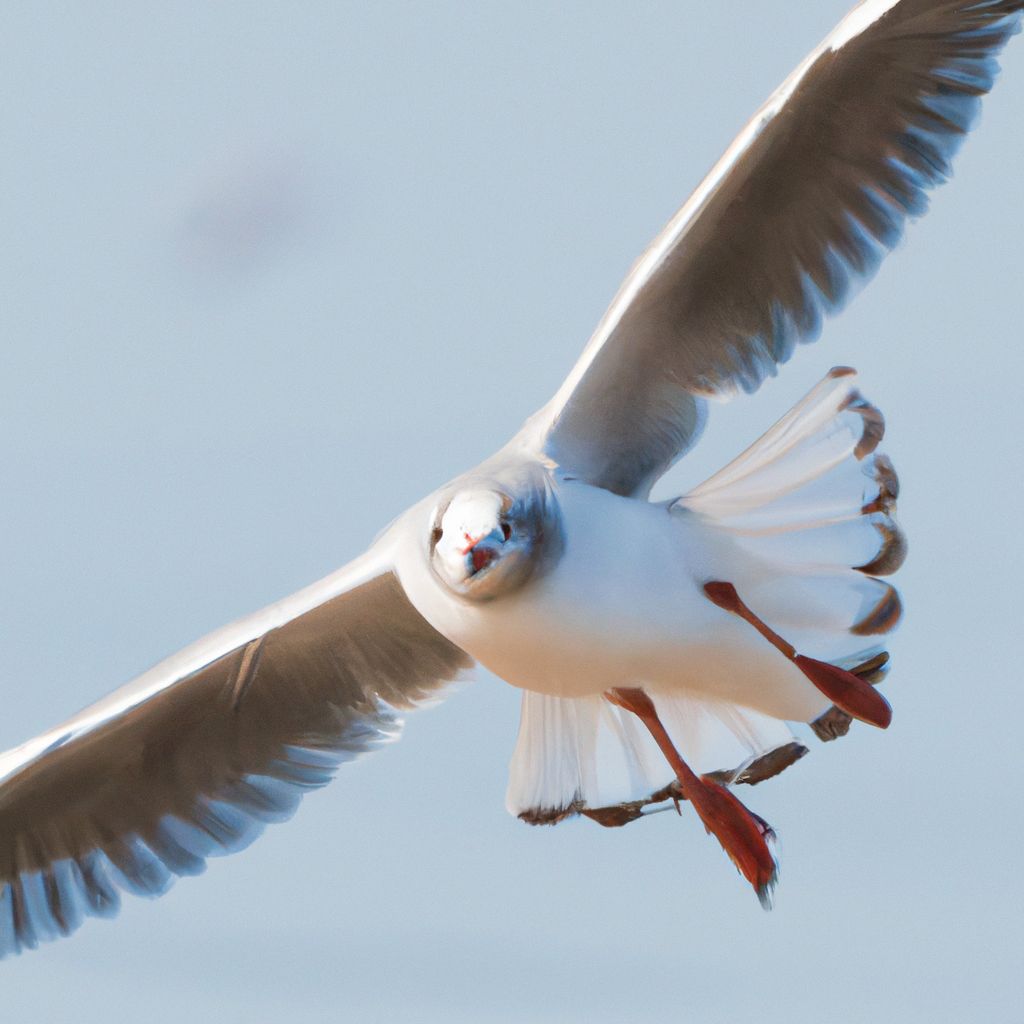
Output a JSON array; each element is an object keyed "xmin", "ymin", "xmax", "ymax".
[{"xmin": 429, "ymin": 476, "xmax": 559, "ymax": 601}]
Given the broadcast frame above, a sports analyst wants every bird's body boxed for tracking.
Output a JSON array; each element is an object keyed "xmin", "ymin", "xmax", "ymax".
[
  {"xmin": 2, "ymin": 0, "xmax": 1022, "ymax": 955},
  {"xmin": 397, "ymin": 473, "xmax": 825, "ymax": 719}
]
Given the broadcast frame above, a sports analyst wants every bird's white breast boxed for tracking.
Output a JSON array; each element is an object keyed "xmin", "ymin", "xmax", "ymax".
[
  {"xmin": 397, "ymin": 482, "xmax": 715, "ymax": 676},
  {"xmin": 396, "ymin": 478, "xmax": 825, "ymax": 719}
]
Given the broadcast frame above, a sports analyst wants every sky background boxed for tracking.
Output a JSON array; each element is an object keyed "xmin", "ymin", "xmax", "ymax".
[{"xmin": 1, "ymin": 2, "xmax": 1022, "ymax": 1021}]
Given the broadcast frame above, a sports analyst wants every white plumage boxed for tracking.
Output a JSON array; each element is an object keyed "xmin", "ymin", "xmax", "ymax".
[
  {"xmin": 1, "ymin": 0, "xmax": 1021, "ymax": 954},
  {"xmin": 494, "ymin": 369, "xmax": 894, "ymax": 822}
]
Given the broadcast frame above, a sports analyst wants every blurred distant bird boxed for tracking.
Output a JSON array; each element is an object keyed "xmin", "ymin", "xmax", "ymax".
[
  {"xmin": 2, "ymin": 0, "xmax": 1021, "ymax": 955},
  {"xmin": 173, "ymin": 141, "xmax": 312, "ymax": 280}
]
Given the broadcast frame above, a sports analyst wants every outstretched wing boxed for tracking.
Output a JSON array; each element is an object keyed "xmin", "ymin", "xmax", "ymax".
[
  {"xmin": 0, "ymin": 546, "xmax": 472, "ymax": 957},
  {"xmin": 523, "ymin": 0, "xmax": 1022, "ymax": 496}
]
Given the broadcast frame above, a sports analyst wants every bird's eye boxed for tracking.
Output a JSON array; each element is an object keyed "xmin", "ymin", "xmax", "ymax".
[
  {"xmin": 431, "ymin": 525, "xmax": 443, "ymax": 546},
  {"xmin": 501, "ymin": 522, "xmax": 512, "ymax": 541}
]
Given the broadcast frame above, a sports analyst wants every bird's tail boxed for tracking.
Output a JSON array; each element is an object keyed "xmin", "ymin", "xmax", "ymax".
[{"xmin": 677, "ymin": 366, "xmax": 904, "ymax": 736}]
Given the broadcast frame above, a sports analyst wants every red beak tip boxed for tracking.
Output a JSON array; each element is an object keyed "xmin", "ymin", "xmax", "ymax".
[{"xmin": 471, "ymin": 546, "xmax": 497, "ymax": 573}]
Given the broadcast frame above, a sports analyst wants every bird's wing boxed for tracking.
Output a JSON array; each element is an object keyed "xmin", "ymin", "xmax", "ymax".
[
  {"xmin": 520, "ymin": 0, "xmax": 1022, "ymax": 496},
  {"xmin": 0, "ymin": 542, "xmax": 472, "ymax": 957}
]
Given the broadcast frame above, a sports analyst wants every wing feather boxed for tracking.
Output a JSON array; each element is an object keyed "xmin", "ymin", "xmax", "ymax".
[
  {"xmin": 524, "ymin": 0, "xmax": 1022, "ymax": 496},
  {"xmin": 0, "ymin": 550, "xmax": 472, "ymax": 957}
]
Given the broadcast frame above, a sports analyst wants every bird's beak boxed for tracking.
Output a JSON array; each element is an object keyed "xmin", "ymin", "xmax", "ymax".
[{"xmin": 464, "ymin": 528, "xmax": 505, "ymax": 576}]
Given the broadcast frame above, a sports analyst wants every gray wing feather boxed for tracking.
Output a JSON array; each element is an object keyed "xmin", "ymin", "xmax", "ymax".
[
  {"xmin": 527, "ymin": 0, "xmax": 1022, "ymax": 496},
  {"xmin": 0, "ymin": 553, "xmax": 472, "ymax": 956}
]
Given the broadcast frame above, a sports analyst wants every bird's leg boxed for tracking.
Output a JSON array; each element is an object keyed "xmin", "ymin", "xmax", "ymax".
[
  {"xmin": 605, "ymin": 687, "xmax": 778, "ymax": 907},
  {"xmin": 703, "ymin": 581, "xmax": 892, "ymax": 729}
]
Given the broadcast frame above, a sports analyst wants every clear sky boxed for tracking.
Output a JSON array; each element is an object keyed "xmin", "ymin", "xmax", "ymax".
[{"xmin": 1, "ymin": 2, "xmax": 1022, "ymax": 1021}]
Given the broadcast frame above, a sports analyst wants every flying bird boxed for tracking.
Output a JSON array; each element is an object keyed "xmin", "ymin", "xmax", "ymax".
[{"xmin": 2, "ymin": 0, "xmax": 1021, "ymax": 955}]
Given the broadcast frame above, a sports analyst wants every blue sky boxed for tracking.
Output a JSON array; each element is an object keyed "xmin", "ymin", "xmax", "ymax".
[{"xmin": 1, "ymin": 3, "xmax": 1022, "ymax": 1020}]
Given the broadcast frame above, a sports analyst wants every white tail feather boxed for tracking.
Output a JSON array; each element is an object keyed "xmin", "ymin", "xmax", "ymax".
[
  {"xmin": 507, "ymin": 689, "xmax": 800, "ymax": 822},
  {"xmin": 681, "ymin": 366, "xmax": 902, "ymax": 714}
]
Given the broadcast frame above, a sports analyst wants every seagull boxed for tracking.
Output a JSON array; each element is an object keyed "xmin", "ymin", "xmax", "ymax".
[{"xmin": 2, "ymin": 0, "xmax": 1021, "ymax": 955}]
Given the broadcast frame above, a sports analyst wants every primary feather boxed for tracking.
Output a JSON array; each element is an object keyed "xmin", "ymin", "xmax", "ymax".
[{"xmin": 526, "ymin": 0, "xmax": 1023, "ymax": 497}]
